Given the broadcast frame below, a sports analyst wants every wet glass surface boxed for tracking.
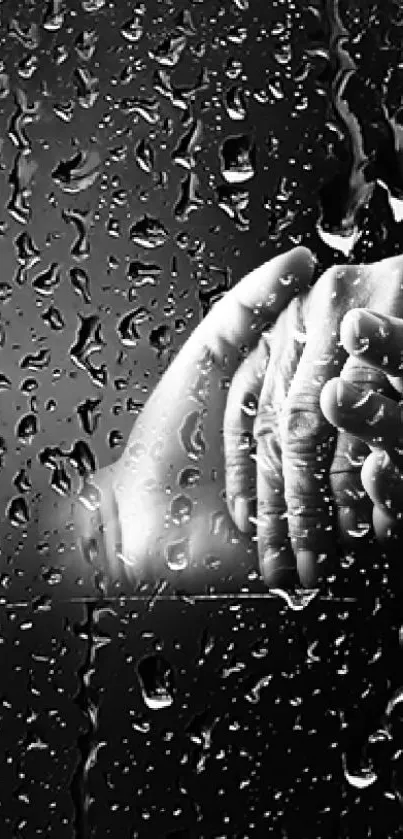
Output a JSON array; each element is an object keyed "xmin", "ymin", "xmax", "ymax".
[{"xmin": 1, "ymin": 0, "xmax": 403, "ymax": 836}]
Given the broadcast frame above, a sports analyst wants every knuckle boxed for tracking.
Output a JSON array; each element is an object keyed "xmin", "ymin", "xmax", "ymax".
[
  {"xmin": 256, "ymin": 432, "xmax": 283, "ymax": 477},
  {"xmin": 341, "ymin": 358, "xmax": 386, "ymax": 389},
  {"xmin": 280, "ymin": 400, "xmax": 332, "ymax": 452},
  {"xmin": 226, "ymin": 460, "xmax": 255, "ymax": 491},
  {"xmin": 225, "ymin": 434, "xmax": 256, "ymax": 464},
  {"xmin": 257, "ymin": 497, "xmax": 287, "ymax": 517},
  {"xmin": 284, "ymin": 494, "xmax": 335, "ymax": 520}
]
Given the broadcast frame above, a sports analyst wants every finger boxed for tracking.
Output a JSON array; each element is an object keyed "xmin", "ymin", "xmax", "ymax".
[
  {"xmin": 319, "ymin": 377, "xmax": 403, "ymax": 470},
  {"xmin": 256, "ymin": 421, "xmax": 297, "ymax": 586},
  {"xmin": 192, "ymin": 246, "xmax": 316, "ymax": 377},
  {"xmin": 276, "ymin": 267, "xmax": 351, "ymax": 587},
  {"xmin": 329, "ymin": 429, "xmax": 372, "ymax": 544},
  {"xmin": 340, "ymin": 308, "xmax": 403, "ymax": 393},
  {"xmin": 327, "ymin": 354, "xmax": 394, "ymax": 546},
  {"xmin": 254, "ymin": 296, "xmax": 306, "ymax": 584},
  {"xmin": 223, "ymin": 338, "xmax": 268, "ymax": 532},
  {"xmin": 360, "ymin": 450, "xmax": 403, "ymax": 544}
]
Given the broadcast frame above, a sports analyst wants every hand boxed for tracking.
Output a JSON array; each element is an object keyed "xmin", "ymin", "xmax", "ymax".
[
  {"xmin": 320, "ymin": 307, "xmax": 403, "ymax": 548},
  {"xmin": 226, "ymin": 254, "xmax": 403, "ymax": 587},
  {"xmin": 72, "ymin": 247, "xmax": 315, "ymax": 590}
]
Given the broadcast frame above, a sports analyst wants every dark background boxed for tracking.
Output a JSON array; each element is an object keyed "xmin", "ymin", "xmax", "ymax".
[{"xmin": 1, "ymin": 0, "xmax": 403, "ymax": 836}]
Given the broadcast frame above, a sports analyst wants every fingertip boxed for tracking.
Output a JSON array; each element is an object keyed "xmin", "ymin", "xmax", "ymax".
[
  {"xmin": 361, "ymin": 449, "xmax": 403, "ymax": 514},
  {"xmin": 260, "ymin": 546, "xmax": 296, "ymax": 587},
  {"xmin": 372, "ymin": 502, "xmax": 403, "ymax": 545},
  {"xmin": 297, "ymin": 550, "xmax": 318, "ymax": 588},
  {"xmin": 319, "ymin": 377, "xmax": 340, "ymax": 425},
  {"xmin": 360, "ymin": 449, "xmax": 386, "ymax": 494},
  {"xmin": 289, "ymin": 245, "xmax": 317, "ymax": 281},
  {"xmin": 290, "ymin": 244, "xmax": 317, "ymax": 264},
  {"xmin": 340, "ymin": 308, "xmax": 362, "ymax": 354}
]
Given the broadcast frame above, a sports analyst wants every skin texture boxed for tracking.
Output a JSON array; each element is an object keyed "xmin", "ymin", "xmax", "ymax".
[
  {"xmin": 69, "ymin": 246, "xmax": 316, "ymax": 591},
  {"xmin": 66, "ymin": 250, "xmax": 403, "ymax": 593},
  {"xmin": 320, "ymin": 307, "xmax": 403, "ymax": 548},
  {"xmin": 223, "ymin": 253, "xmax": 403, "ymax": 587}
]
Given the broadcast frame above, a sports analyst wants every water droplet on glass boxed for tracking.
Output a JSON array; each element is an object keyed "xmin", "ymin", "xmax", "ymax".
[
  {"xmin": 342, "ymin": 753, "xmax": 378, "ymax": 789},
  {"xmin": 346, "ymin": 521, "xmax": 371, "ymax": 539},
  {"xmin": 7, "ymin": 496, "xmax": 30, "ymax": 527},
  {"xmin": 178, "ymin": 410, "xmax": 206, "ymax": 461},
  {"xmin": 170, "ymin": 494, "xmax": 193, "ymax": 525},
  {"xmin": 220, "ymin": 135, "xmax": 255, "ymax": 184},
  {"xmin": 137, "ymin": 654, "xmax": 174, "ymax": 710},
  {"xmin": 165, "ymin": 537, "xmax": 191, "ymax": 571},
  {"xmin": 269, "ymin": 587, "xmax": 319, "ymax": 611}
]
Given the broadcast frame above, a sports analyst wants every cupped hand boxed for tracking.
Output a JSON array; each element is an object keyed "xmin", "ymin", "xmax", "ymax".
[
  {"xmin": 226, "ymin": 254, "xmax": 403, "ymax": 587},
  {"xmin": 320, "ymin": 307, "xmax": 403, "ymax": 548},
  {"xmin": 72, "ymin": 247, "xmax": 315, "ymax": 589}
]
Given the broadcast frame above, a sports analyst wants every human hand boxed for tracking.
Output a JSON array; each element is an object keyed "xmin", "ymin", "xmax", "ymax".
[
  {"xmin": 72, "ymin": 247, "xmax": 315, "ymax": 589},
  {"xmin": 320, "ymin": 307, "xmax": 403, "ymax": 548},
  {"xmin": 226, "ymin": 254, "xmax": 403, "ymax": 587}
]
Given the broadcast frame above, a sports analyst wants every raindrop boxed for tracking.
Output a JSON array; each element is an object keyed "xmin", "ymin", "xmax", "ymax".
[
  {"xmin": 53, "ymin": 100, "xmax": 75, "ymax": 123},
  {"xmin": 32, "ymin": 262, "xmax": 62, "ymax": 295},
  {"xmin": 346, "ymin": 521, "xmax": 371, "ymax": 539},
  {"xmin": 70, "ymin": 268, "xmax": 91, "ymax": 303},
  {"xmin": 74, "ymin": 67, "xmax": 100, "ymax": 109},
  {"xmin": 17, "ymin": 413, "xmax": 38, "ymax": 445},
  {"xmin": 220, "ymin": 135, "xmax": 256, "ymax": 184},
  {"xmin": 82, "ymin": 0, "xmax": 106, "ymax": 11},
  {"xmin": 165, "ymin": 537, "xmax": 191, "ymax": 571},
  {"xmin": 52, "ymin": 149, "xmax": 101, "ymax": 194},
  {"xmin": 269, "ymin": 587, "xmax": 319, "ymax": 611},
  {"xmin": 7, "ymin": 496, "xmax": 30, "ymax": 527},
  {"xmin": 170, "ymin": 494, "xmax": 193, "ymax": 525},
  {"xmin": 178, "ymin": 410, "xmax": 206, "ymax": 461},
  {"xmin": 245, "ymin": 674, "xmax": 273, "ymax": 704},
  {"xmin": 149, "ymin": 324, "xmax": 172, "ymax": 356},
  {"xmin": 385, "ymin": 686, "xmax": 403, "ymax": 718},
  {"xmin": 75, "ymin": 29, "xmax": 98, "ymax": 61},
  {"xmin": 178, "ymin": 466, "xmax": 201, "ymax": 489},
  {"xmin": 20, "ymin": 348, "xmax": 51, "ymax": 371},
  {"xmin": 53, "ymin": 44, "xmax": 69, "ymax": 65},
  {"xmin": 63, "ymin": 207, "xmax": 92, "ymax": 259},
  {"xmin": 42, "ymin": 305, "xmax": 65, "ymax": 331},
  {"xmin": 120, "ymin": 14, "xmax": 144, "ymax": 43},
  {"xmin": 42, "ymin": 0, "xmax": 66, "ymax": 31},
  {"xmin": 9, "ymin": 19, "xmax": 40, "ymax": 50},
  {"xmin": 136, "ymin": 654, "xmax": 174, "ymax": 710},
  {"xmin": 8, "ymin": 152, "xmax": 38, "ymax": 224},
  {"xmin": 18, "ymin": 54, "xmax": 38, "ymax": 80},
  {"xmin": 129, "ymin": 214, "xmax": 169, "ymax": 248},
  {"xmin": 342, "ymin": 754, "xmax": 378, "ymax": 789}
]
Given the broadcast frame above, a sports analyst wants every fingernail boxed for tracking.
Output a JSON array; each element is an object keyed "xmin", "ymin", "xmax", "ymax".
[
  {"xmin": 262, "ymin": 548, "xmax": 296, "ymax": 586},
  {"xmin": 343, "ymin": 309, "xmax": 391, "ymax": 351},
  {"xmin": 336, "ymin": 379, "xmax": 363, "ymax": 409},
  {"xmin": 356, "ymin": 310, "xmax": 391, "ymax": 338},
  {"xmin": 297, "ymin": 550, "xmax": 318, "ymax": 588},
  {"xmin": 235, "ymin": 496, "xmax": 255, "ymax": 532}
]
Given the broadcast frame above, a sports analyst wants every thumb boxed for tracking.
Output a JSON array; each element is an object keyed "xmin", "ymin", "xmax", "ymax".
[{"xmin": 191, "ymin": 246, "xmax": 316, "ymax": 378}]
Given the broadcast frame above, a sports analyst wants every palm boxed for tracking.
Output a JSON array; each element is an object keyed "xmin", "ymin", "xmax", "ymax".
[{"xmin": 70, "ymin": 247, "xmax": 315, "ymax": 591}]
